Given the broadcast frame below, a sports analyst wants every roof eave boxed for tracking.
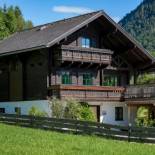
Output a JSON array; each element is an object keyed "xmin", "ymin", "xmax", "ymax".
[
  {"xmin": 100, "ymin": 11, "xmax": 154, "ymax": 61},
  {"xmin": 45, "ymin": 10, "xmax": 154, "ymax": 62},
  {"xmin": 0, "ymin": 45, "xmax": 46, "ymax": 57}
]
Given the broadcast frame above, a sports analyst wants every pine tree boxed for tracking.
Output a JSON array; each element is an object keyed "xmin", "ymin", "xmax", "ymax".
[{"xmin": 0, "ymin": 5, "xmax": 33, "ymax": 40}]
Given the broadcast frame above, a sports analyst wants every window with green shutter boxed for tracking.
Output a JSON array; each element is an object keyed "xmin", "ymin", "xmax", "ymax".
[
  {"xmin": 83, "ymin": 73, "xmax": 93, "ymax": 85},
  {"xmin": 62, "ymin": 72, "xmax": 72, "ymax": 84},
  {"xmin": 103, "ymin": 75, "xmax": 118, "ymax": 86}
]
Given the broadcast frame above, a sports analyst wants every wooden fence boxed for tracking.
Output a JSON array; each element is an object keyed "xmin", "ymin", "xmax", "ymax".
[{"xmin": 0, "ymin": 114, "xmax": 155, "ymax": 143}]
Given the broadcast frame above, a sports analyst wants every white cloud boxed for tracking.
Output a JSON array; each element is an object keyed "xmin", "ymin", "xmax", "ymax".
[
  {"xmin": 112, "ymin": 17, "xmax": 121, "ymax": 23},
  {"xmin": 52, "ymin": 6, "xmax": 94, "ymax": 14}
]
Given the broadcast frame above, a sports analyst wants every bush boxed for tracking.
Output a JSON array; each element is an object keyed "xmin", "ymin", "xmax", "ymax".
[
  {"xmin": 48, "ymin": 97, "xmax": 64, "ymax": 118},
  {"xmin": 136, "ymin": 73, "xmax": 155, "ymax": 85},
  {"xmin": 48, "ymin": 98, "xmax": 95, "ymax": 121},
  {"xmin": 64, "ymin": 98, "xmax": 81, "ymax": 120},
  {"xmin": 135, "ymin": 106, "xmax": 154, "ymax": 127},
  {"xmin": 79, "ymin": 104, "xmax": 95, "ymax": 121},
  {"xmin": 28, "ymin": 106, "xmax": 47, "ymax": 117}
]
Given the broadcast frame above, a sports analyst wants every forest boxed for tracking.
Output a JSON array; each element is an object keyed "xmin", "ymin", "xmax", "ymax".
[{"xmin": 119, "ymin": 0, "xmax": 155, "ymax": 55}]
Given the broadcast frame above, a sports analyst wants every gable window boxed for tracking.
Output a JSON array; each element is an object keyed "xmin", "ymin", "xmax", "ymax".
[
  {"xmin": 115, "ymin": 107, "xmax": 123, "ymax": 121},
  {"xmin": 15, "ymin": 107, "xmax": 21, "ymax": 115},
  {"xmin": 62, "ymin": 72, "xmax": 72, "ymax": 85},
  {"xmin": 0, "ymin": 108, "xmax": 5, "ymax": 113},
  {"xmin": 83, "ymin": 73, "xmax": 93, "ymax": 85},
  {"xmin": 82, "ymin": 37, "xmax": 90, "ymax": 48}
]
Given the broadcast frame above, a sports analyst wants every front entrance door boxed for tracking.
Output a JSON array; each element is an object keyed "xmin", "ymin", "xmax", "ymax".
[{"xmin": 90, "ymin": 106, "xmax": 100, "ymax": 122}]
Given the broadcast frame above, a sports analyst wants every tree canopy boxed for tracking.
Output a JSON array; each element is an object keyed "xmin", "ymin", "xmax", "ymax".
[{"xmin": 0, "ymin": 5, "xmax": 33, "ymax": 40}]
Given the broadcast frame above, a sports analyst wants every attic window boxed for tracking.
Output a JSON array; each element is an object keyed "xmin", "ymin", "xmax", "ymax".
[{"xmin": 82, "ymin": 37, "xmax": 90, "ymax": 48}]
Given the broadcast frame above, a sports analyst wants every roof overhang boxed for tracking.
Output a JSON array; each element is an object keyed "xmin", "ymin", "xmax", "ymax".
[
  {"xmin": 0, "ymin": 45, "xmax": 46, "ymax": 57},
  {"xmin": 45, "ymin": 11, "xmax": 154, "ymax": 68},
  {"xmin": 0, "ymin": 10, "xmax": 153, "ymax": 69}
]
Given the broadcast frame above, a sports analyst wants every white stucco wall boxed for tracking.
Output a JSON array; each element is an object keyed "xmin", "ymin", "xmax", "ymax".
[
  {"xmin": 100, "ymin": 102, "xmax": 128, "ymax": 126},
  {"xmin": 0, "ymin": 100, "xmax": 51, "ymax": 115},
  {"xmin": 0, "ymin": 100, "xmax": 129, "ymax": 126}
]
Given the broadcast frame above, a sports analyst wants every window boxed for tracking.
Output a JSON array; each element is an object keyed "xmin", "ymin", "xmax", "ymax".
[
  {"xmin": 115, "ymin": 107, "xmax": 123, "ymax": 121},
  {"xmin": 62, "ymin": 72, "xmax": 72, "ymax": 84},
  {"xmin": 15, "ymin": 107, "xmax": 21, "ymax": 115},
  {"xmin": 0, "ymin": 108, "xmax": 5, "ymax": 113},
  {"xmin": 83, "ymin": 73, "xmax": 93, "ymax": 85},
  {"xmin": 103, "ymin": 75, "xmax": 119, "ymax": 86},
  {"xmin": 82, "ymin": 37, "xmax": 90, "ymax": 48}
]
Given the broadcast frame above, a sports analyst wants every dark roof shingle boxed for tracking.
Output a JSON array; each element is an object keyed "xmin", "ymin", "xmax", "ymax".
[{"xmin": 0, "ymin": 11, "xmax": 101, "ymax": 55}]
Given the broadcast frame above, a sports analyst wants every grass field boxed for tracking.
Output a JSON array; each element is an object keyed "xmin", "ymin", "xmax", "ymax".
[{"xmin": 0, "ymin": 123, "xmax": 155, "ymax": 155}]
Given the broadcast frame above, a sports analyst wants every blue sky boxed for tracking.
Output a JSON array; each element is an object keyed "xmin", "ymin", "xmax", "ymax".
[{"xmin": 0, "ymin": 0, "xmax": 143, "ymax": 26}]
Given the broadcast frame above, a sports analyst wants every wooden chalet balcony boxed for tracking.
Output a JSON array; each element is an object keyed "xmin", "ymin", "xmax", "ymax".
[
  {"xmin": 56, "ymin": 45, "xmax": 113, "ymax": 65},
  {"xmin": 125, "ymin": 84, "xmax": 155, "ymax": 100},
  {"xmin": 48, "ymin": 85, "xmax": 125, "ymax": 101}
]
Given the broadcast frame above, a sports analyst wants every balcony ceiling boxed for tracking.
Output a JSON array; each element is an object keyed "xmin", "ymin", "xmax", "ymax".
[{"xmin": 94, "ymin": 16, "xmax": 153, "ymax": 68}]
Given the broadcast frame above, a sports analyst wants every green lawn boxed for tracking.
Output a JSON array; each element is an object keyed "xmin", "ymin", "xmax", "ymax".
[{"xmin": 0, "ymin": 123, "xmax": 155, "ymax": 155}]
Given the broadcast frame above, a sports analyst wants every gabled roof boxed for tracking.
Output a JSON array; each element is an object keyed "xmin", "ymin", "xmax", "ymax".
[
  {"xmin": 0, "ymin": 10, "xmax": 153, "ymax": 67},
  {"xmin": 0, "ymin": 11, "xmax": 102, "ymax": 56}
]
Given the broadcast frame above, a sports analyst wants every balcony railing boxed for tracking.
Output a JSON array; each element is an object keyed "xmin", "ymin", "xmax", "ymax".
[
  {"xmin": 48, "ymin": 85, "xmax": 125, "ymax": 101},
  {"xmin": 55, "ymin": 45, "xmax": 113, "ymax": 65},
  {"xmin": 125, "ymin": 84, "xmax": 155, "ymax": 100}
]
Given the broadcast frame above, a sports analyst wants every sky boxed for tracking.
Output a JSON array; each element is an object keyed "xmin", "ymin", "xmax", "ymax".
[{"xmin": 0, "ymin": 0, "xmax": 143, "ymax": 26}]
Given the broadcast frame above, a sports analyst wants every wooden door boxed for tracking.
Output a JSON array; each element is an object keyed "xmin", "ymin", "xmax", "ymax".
[{"xmin": 90, "ymin": 106, "xmax": 100, "ymax": 122}]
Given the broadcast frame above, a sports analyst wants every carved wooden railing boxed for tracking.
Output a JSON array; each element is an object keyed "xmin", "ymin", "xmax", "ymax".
[
  {"xmin": 125, "ymin": 84, "xmax": 155, "ymax": 100},
  {"xmin": 56, "ymin": 45, "xmax": 113, "ymax": 65},
  {"xmin": 48, "ymin": 85, "xmax": 125, "ymax": 101}
]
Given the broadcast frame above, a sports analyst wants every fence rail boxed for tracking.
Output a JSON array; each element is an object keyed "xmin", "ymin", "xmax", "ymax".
[{"xmin": 0, "ymin": 114, "xmax": 155, "ymax": 143}]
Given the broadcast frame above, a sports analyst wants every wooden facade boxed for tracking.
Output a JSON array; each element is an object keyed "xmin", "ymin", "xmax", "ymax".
[
  {"xmin": 48, "ymin": 85, "xmax": 125, "ymax": 101},
  {"xmin": 0, "ymin": 11, "xmax": 154, "ymax": 105},
  {"xmin": 55, "ymin": 45, "xmax": 113, "ymax": 65}
]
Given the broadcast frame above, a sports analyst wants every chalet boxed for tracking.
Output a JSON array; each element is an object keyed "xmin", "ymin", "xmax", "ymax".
[{"xmin": 0, "ymin": 10, "xmax": 154, "ymax": 125}]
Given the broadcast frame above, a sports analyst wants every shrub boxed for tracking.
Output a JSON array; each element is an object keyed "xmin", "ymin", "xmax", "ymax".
[
  {"xmin": 28, "ymin": 106, "xmax": 47, "ymax": 117},
  {"xmin": 48, "ymin": 97, "xmax": 64, "ymax": 118},
  {"xmin": 48, "ymin": 97, "xmax": 95, "ymax": 121},
  {"xmin": 136, "ymin": 73, "xmax": 155, "ymax": 85},
  {"xmin": 64, "ymin": 98, "xmax": 81, "ymax": 120},
  {"xmin": 135, "ymin": 106, "xmax": 154, "ymax": 127},
  {"xmin": 79, "ymin": 104, "xmax": 95, "ymax": 121}
]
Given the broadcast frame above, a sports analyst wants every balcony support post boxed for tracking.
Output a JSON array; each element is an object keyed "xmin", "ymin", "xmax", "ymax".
[{"xmin": 129, "ymin": 70, "xmax": 136, "ymax": 85}]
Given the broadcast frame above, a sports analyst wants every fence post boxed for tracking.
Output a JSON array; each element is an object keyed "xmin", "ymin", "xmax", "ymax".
[
  {"xmin": 128, "ymin": 123, "xmax": 132, "ymax": 142},
  {"xmin": 76, "ymin": 121, "xmax": 78, "ymax": 134},
  {"xmin": 30, "ymin": 116, "xmax": 34, "ymax": 127}
]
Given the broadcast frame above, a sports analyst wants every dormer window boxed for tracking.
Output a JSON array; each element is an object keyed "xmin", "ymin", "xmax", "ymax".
[{"xmin": 82, "ymin": 37, "xmax": 90, "ymax": 48}]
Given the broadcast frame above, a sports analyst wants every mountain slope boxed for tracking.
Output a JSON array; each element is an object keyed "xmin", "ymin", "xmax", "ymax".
[{"xmin": 119, "ymin": 0, "xmax": 155, "ymax": 53}]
